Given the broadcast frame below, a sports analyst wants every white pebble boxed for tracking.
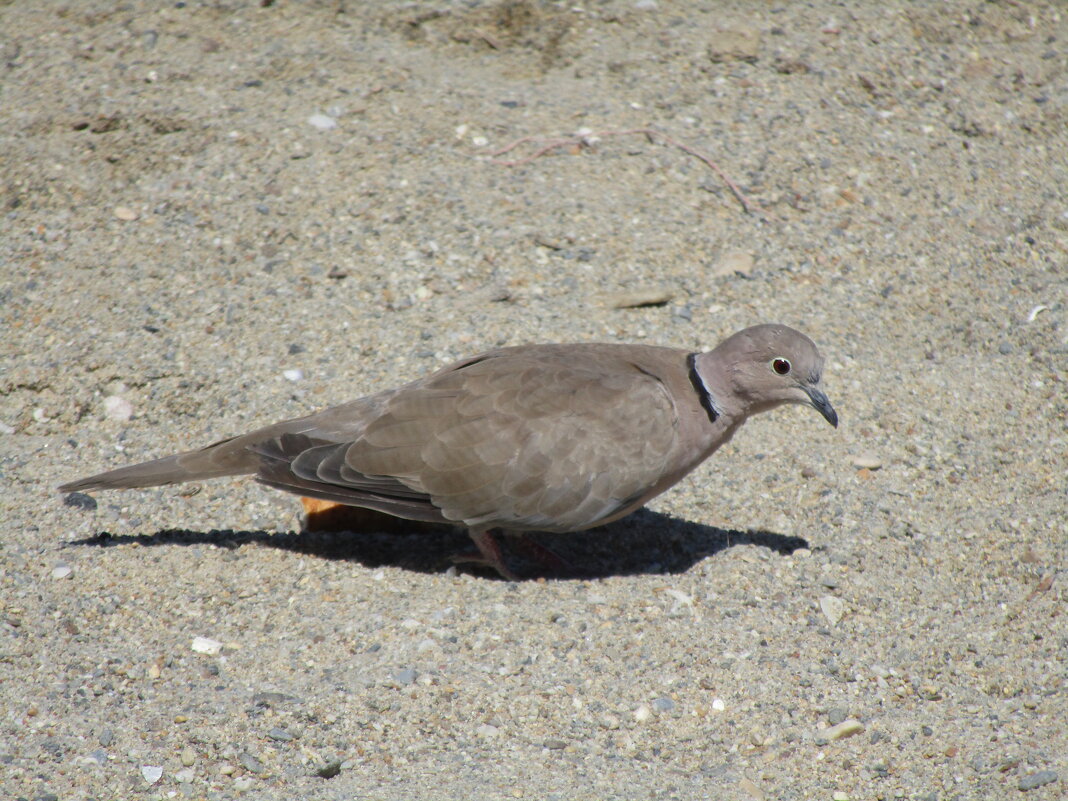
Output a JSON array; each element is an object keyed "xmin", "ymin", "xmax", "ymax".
[
  {"xmin": 141, "ymin": 765, "xmax": 163, "ymax": 784},
  {"xmin": 851, "ymin": 453, "xmax": 882, "ymax": 470},
  {"xmin": 103, "ymin": 395, "xmax": 134, "ymax": 421},
  {"xmin": 52, "ymin": 565, "xmax": 73, "ymax": 580},
  {"xmin": 821, "ymin": 718, "xmax": 865, "ymax": 741},
  {"xmin": 633, "ymin": 704, "xmax": 653, "ymax": 723},
  {"xmin": 191, "ymin": 636, "xmax": 223, "ymax": 655},
  {"xmin": 307, "ymin": 113, "xmax": 337, "ymax": 130},
  {"xmin": 820, "ymin": 595, "xmax": 846, "ymax": 627},
  {"xmin": 32, "ymin": 408, "xmax": 51, "ymax": 423},
  {"xmin": 712, "ymin": 250, "xmax": 755, "ymax": 278},
  {"xmin": 282, "ymin": 369, "xmax": 304, "ymax": 382},
  {"xmin": 476, "ymin": 723, "xmax": 499, "ymax": 739},
  {"xmin": 712, "ymin": 698, "xmax": 726, "ymax": 712}
]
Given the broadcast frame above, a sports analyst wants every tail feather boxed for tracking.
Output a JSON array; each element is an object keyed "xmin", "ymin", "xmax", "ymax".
[{"xmin": 58, "ymin": 434, "xmax": 258, "ymax": 493}]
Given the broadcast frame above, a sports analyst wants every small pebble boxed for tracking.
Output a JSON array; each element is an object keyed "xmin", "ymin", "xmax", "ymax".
[
  {"xmin": 268, "ymin": 727, "xmax": 294, "ymax": 741},
  {"xmin": 673, "ymin": 304, "xmax": 693, "ymax": 321},
  {"xmin": 283, "ymin": 368, "xmax": 304, "ymax": 382},
  {"xmin": 307, "ymin": 113, "xmax": 337, "ymax": 130},
  {"xmin": 394, "ymin": 668, "xmax": 418, "ymax": 686},
  {"xmin": 103, "ymin": 395, "xmax": 134, "ymax": 421},
  {"xmin": 181, "ymin": 747, "xmax": 196, "ymax": 766},
  {"xmin": 1018, "ymin": 770, "xmax": 1058, "ymax": 792},
  {"xmin": 173, "ymin": 767, "xmax": 195, "ymax": 783},
  {"xmin": 604, "ymin": 288, "xmax": 674, "ymax": 309},
  {"xmin": 52, "ymin": 565, "xmax": 73, "ymax": 580},
  {"xmin": 652, "ymin": 697, "xmax": 675, "ymax": 712},
  {"xmin": 141, "ymin": 765, "xmax": 163, "ymax": 784},
  {"xmin": 317, "ymin": 759, "xmax": 342, "ymax": 778},
  {"xmin": 98, "ymin": 728, "xmax": 114, "ymax": 747},
  {"xmin": 851, "ymin": 453, "xmax": 882, "ymax": 470},
  {"xmin": 114, "ymin": 206, "xmax": 139, "ymax": 221},
  {"xmin": 634, "ymin": 704, "xmax": 653, "ymax": 722},
  {"xmin": 820, "ymin": 595, "xmax": 846, "ymax": 627},
  {"xmin": 711, "ymin": 698, "xmax": 726, "ymax": 712},
  {"xmin": 239, "ymin": 752, "xmax": 266, "ymax": 774},
  {"xmin": 833, "ymin": 792, "xmax": 849, "ymax": 801},
  {"xmin": 476, "ymin": 723, "xmax": 499, "ymax": 738},
  {"xmin": 191, "ymin": 636, "xmax": 223, "ymax": 655},
  {"xmin": 827, "ymin": 707, "xmax": 848, "ymax": 725},
  {"xmin": 820, "ymin": 718, "xmax": 865, "ymax": 741},
  {"xmin": 63, "ymin": 492, "xmax": 97, "ymax": 511},
  {"xmin": 712, "ymin": 250, "xmax": 754, "ymax": 277},
  {"xmin": 739, "ymin": 776, "xmax": 764, "ymax": 801},
  {"xmin": 543, "ymin": 738, "xmax": 567, "ymax": 750},
  {"xmin": 233, "ymin": 776, "xmax": 254, "ymax": 791}
]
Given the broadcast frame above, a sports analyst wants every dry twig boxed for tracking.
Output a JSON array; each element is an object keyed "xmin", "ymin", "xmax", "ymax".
[{"xmin": 488, "ymin": 127, "xmax": 773, "ymax": 219}]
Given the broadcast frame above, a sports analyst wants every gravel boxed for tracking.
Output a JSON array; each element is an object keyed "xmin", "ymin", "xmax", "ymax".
[{"xmin": 2, "ymin": 1, "xmax": 1065, "ymax": 799}]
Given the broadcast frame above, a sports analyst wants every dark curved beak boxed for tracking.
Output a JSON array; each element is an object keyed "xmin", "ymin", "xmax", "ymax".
[{"xmin": 805, "ymin": 387, "xmax": 838, "ymax": 428}]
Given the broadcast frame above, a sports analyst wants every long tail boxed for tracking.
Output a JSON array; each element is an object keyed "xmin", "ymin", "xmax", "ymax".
[
  {"xmin": 58, "ymin": 397, "xmax": 380, "ymax": 496},
  {"xmin": 58, "ymin": 433, "xmax": 262, "ymax": 493}
]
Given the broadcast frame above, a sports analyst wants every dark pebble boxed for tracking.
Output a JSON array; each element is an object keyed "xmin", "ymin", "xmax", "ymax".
[
  {"xmin": 239, "ymin": 752, "xmax": 266, "ymax": 774},
  {"xmin": 827, "ymin": 707, "xmax": 848, "ymax": 725},
  {"xmin": 98, "ymin": 728, "xmax": 114, "ymax": 746},
  {"xmin": 63, "ymin": 492, "xmax": 97, "ymax": 511},
  {"xmin": 395, "ymin": 668, "xmax": 418, "ymax": 685},
  {"xmin": 268, "ymin": 727, "xmax": 294, "ymax": 742},
  {"xmin": 317, "ymin": 759, "xmax": 342, "ymax": 779},
  {"xmin": 1018, "ymin": 770, "xmax": 1058, "ymax": 792}
]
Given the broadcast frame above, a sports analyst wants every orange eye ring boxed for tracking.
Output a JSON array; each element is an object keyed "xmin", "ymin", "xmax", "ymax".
[{"xmin": 772, "ymin": 358, "xmax": 791, "ymax": 376}]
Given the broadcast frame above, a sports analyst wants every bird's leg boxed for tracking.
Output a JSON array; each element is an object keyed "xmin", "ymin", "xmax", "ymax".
[
  {"xmin": 506, "ymin": 533, "xmax": 576, "ymax": 576},
  {"xmin": 454, "ymin": 529, "xmax": 520, "ymax": 581}
]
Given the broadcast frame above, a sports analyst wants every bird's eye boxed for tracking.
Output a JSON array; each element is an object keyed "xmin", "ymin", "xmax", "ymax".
[{"xmin": 772, "ymin": 358, "xmax": 791, "ymax": 376}]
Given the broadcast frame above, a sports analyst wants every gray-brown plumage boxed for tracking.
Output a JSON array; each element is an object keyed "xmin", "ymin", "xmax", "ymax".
[{"xmin": 60, "ymin": 324, "xmax": 837, "ymax": 578}]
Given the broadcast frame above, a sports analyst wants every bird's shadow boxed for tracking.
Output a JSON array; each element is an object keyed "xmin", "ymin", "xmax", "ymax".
[{"xmin": 66, "ymin": 508, "xmax": 809, "ymax": 581}]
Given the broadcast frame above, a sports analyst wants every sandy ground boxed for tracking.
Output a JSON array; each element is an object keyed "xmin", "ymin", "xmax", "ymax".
[{"xmin": 2, "ymin": 1, "xmax": 1066, "ymax": 799}]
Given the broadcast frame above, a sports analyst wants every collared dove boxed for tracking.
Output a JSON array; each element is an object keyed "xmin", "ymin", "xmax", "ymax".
[{"xmin": 60, "ymin": 324, "xmax": 837, "ymax": 578}]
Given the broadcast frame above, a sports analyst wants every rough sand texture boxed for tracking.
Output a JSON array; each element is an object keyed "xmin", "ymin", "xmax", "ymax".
[{"xmin": 2, "ymin": 1, "xmax": 1065, "ymax": 799}]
